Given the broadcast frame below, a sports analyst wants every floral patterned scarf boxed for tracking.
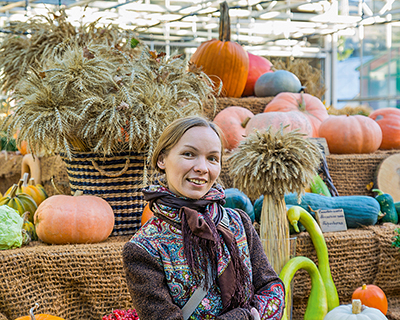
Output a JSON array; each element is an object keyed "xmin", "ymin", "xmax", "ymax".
[{"xmin": 142, "ymin": 184, "xmax": 253, "ymax": 311}]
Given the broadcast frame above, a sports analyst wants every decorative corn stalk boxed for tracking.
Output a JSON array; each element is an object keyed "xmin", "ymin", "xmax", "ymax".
[{"xmin": 229, "ymin": 126, "xmax": 321, "ymax": 318}]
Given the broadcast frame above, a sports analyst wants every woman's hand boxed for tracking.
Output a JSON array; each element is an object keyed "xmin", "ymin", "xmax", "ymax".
[{"xmin": 251, "ymin": 308, "xmax": 261, "ymax": 320}]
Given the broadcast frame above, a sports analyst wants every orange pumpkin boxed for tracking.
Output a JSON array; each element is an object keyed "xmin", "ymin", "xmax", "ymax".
[
  {"xmin": 189, "ymin": 2, "xmax": 249, "ymax": 98},
  {"xmin": 34, "ymin": 190, "xmax": 114, "ymax": 244},
  {"xmin": 13, "ymin": 129, "xmax": 29, "ymax": 155},
  {"xmin": 213, "ymin": 106, "xmax": 254, "ymax": 151},
  {"xmin": 245, "ymin": 111, "xmax": 313, "ymax": 138},
  {"xmin": 369, "ymin": 107, "xmax": 400, "ymax": 150},
  {"xmin": 264, "ymin": 92, "xmax": 329, "ymax": 137},
  {"xmin": 352, "ymin": 284, "xmax": 388, "ymax": 315},
  {"xmin": 242, "ymin": 53, "xmax": 272, "ymax": 97},
  {"xmin": 15, "ymin": 303, "xmax": 65, "ymax": 320},
  {"xmin": 141, "ymin": 203, "xmax": 154, "ymax": 226},
  {"xmin": 319, "ymin": 115, "xmax": 382, "ymax": 154}
]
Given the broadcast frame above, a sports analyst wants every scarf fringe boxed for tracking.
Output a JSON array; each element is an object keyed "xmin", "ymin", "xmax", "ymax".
[{"xmin": 181, "ymin": 211, "xmax": 220, "ymax": 290}]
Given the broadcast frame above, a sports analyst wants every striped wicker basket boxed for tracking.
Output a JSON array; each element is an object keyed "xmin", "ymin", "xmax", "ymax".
[{"xmin": 61, "ymin": 151, "xmax": 150, "ymax": 236}]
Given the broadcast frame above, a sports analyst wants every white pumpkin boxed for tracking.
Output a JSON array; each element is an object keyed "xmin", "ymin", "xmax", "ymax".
[{"xmin": 324, "ymin": 299, "xmax": 388, "ymax": 320}]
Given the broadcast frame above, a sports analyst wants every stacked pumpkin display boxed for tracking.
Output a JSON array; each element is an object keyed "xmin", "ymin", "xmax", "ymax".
[
  {"xmin": 214, "ymin": 92, "xmax": 329, "ymax": 152},
  {"xmin": 189, "ymin": 1, "xmax": 303, "ymax": 99}
]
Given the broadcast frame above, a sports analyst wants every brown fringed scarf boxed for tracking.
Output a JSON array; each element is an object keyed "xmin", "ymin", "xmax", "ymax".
[{"xmin": 142, "ymin": 185, "xmax": 253, "ymax": 311}]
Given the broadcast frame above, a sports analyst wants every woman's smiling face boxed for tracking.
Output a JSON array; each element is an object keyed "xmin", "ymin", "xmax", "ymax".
[{"xmin": 157, "ymin": 126, "xmax": 222, "ymax": 199}]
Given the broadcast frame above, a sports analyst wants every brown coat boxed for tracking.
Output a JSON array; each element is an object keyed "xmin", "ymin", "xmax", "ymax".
[{"xmin": 122, "ymin": 209, "xmax": 285, "ymax": 319}]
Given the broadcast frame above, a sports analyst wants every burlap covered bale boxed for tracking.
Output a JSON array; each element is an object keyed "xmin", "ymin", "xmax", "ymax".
[
  {"xmin": 0, "ymin": 236, "xmax": 132, "ymax": 320},
  {"xmin": 292, "ymin": 223, "xmax": 400, "ymax": 320},
  {"xmin": 326, "ymin": 150, "xmax": 400, "ymax": 197},
  {"xmin": 204, "ymin": 97, "xmax": 274, "ymax": 120}
]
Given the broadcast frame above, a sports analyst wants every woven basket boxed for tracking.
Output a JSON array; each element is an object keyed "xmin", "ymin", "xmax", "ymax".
[{"xmin": 61, "ymin": 151, "xmax": 149, "ymax": 236}]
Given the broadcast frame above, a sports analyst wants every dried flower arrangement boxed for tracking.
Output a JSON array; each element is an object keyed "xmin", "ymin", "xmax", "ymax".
[
  {"xmin": 229, "ymin": 125, "xmax": 321, "ymax": 273},
  {"xmin": 2, "ymin": 10, "xmax": 217, "ymax": 161}
]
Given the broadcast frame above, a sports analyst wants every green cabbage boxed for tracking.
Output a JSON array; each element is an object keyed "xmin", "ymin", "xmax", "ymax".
[{"xmin": 0, "ymin": 204, "xmax": 24, "ymax": 250}]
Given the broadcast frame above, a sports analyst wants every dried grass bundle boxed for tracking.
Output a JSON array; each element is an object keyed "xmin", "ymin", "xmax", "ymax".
[
  {"xmin": 229, "ymin": 127, "xmax": 321, "ymax": 200},
  {"xmin": 328, "ymin": 104, "xmax": 373, "ymax": 116},
  {"xmin": 3, "ymin": 43, "xmax": 217, "ymax": 159},
  {"xmin": 272, "ymin": 58, "xmax": 326, "ymax": 99},
  {"xmin": 229, "ymin": 126, "xmax": 321, "ymax": 275},
  {"xmin": 0, "ymin": 9, "xmax": 138, "ymax": 94}
]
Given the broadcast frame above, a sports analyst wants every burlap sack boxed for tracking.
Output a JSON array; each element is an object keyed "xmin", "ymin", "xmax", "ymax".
[
  {"xmin": 292, "ymin": 223, "xmax": 400, "ymax": 320},
  {"xmin": 0, "ymin": 236, "xmax": 132, "ymax": 320},
  {"xmin": 2, "ymin": 224, "xmax": 400, "ymax": 320},
  {"xmin": 326, "ymin": 150, "xmax": 400, "ymax": 197},
  {"xmin": 0, "ymin": 312, "xmax": 8, "ymax": 320}
]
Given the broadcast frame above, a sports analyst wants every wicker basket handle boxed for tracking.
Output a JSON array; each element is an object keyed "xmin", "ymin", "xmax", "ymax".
[{"xmin": 91, "ymin": 158, "xmax": 130, "ymax": 177}]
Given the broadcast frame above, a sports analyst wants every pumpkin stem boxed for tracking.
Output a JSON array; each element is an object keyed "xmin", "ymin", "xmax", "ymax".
[
  {"xmin": 352, "ymin": 299, "xmax": 362, "ymax": 314},
  {"xmin": 74, "ymin": 190, "xmax": 84, "ymax": 197},
  {"xmin": 219, "ymin": 1, "xmax": 231, "ymax": 42},
  {"xmin": 29, "ymin": 177, "xmax": 36, "ymax": 186},
  {"xmin": 298, "ymin": 91, "xmax": 306, "ymax": 111},
  {"xmin": 9, "ymin": 184, "xmax": 18, "ymax": 198},
  {"xmin": 241, "ymin": 117, "xmax": 251, "ymax": 128},
  {"xmin": 22, "ymin": 172, "xmax": 29, "ymax": 187},
  {"xmin": 29, "ymin": 303, "xmax": 39, "ymax": 320},
  {"xmin": 362, "ymin": 283, "xmax": 367, "ymax": 290},
  {"xmin": 372, "ymin": 189, "xmax": 384, "ymax": 196}
]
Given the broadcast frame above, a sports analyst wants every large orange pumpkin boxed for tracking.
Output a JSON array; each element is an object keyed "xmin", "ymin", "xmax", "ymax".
[
  {"xmin": 369, "ymin": 107, "xmax": 400, "ymax": 150},
  {"xmin": 245, "ymin": 111, "xmax": 313, "ymax": 138},
  {"xmin": 318, "ymin": 115, "xmax": 382, "ymax": 154},
  {"xmin": 352, "ymin": 284, "xmax": 388, "ymax": 315},
  {"xmin": 141, "ymin": 203, "xmax": 154, "ymax": 226},
  {"xmin": 242, "ymin": 53, "xmax": 272, "ymax": 97},
  {"xmin": 213, "ymin": 106, "xmax": 254, "ymax": 151},
  {"xmin": 264, "ymin": 92, "xmax": 329, "ymax": 137},
  {"xmin": 34, "ymin": 190, "xmax": 114, "ymax": 244},
  {"xmin": 189, "ymin": 2, "xmax": 249, "ymax": 98}
]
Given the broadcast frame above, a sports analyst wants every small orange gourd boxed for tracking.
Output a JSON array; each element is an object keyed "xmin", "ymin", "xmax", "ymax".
[
  {"xmin": 15, "ymin": 303, "xmax": 65, "ymax": 320},
  {"xmin": 352, "ymin": 284, "xmax": 388, "ymax": 315},
  {"xmin": 141, "ymin": 203, "xmax": 154, "ymax": 226}
]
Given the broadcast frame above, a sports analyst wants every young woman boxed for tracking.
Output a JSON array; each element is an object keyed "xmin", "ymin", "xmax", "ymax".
[{"xmin": 122, "ymin": 116, "xmax": 285, "ymax": 320}]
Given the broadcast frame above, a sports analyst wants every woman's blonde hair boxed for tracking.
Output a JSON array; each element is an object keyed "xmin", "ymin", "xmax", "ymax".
[{"xmin": 152, "ymin": 116, "xmax": 224, "ymax": 174}]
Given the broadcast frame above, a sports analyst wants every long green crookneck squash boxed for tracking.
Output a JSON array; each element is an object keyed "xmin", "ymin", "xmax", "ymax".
[
  {"xmin": 286, "ymin": 205, "xmax": 340, "ymax": 311},
  {"xmin": 279, "ymin": 256, "xmax": 328, "ymax": 320}
]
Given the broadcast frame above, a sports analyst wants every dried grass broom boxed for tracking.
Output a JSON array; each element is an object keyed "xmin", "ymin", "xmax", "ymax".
[{"xmin": 229, "ymin": 125, "xmax": 321, "ymax": 319}]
